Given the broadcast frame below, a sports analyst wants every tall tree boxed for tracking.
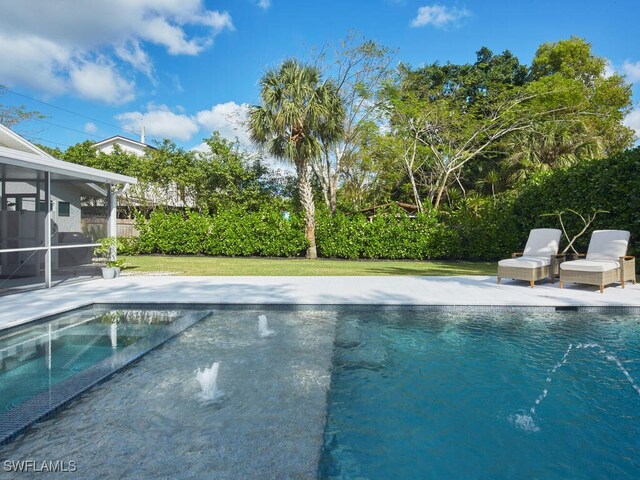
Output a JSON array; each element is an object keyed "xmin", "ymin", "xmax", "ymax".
[
  {"xmin": 380, "ymin": 41, "xmax": 634, "ymax": 208},
  {"xmin": 529, "ymin": 36, "xmax": 634, "ymax": 156},
  {"xmin": 502, "ymin": 119, "xmax": 601, "ymax": 186},
  {"xmin": 382, "ymin": 49, "xmax": 534, "ymax": 208},
  {"xmin": 385, "ymin": 72, "xmax": 583, "ymax": 207},
  {"xmin": 311, "ymin": 34, "xmax": 395, "ymax": 213},
  {"xmin": 248, "ymin": 60, "xmax": 344, "ymax": 258}
]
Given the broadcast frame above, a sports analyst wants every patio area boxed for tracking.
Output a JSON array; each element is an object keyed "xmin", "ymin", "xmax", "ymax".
[{"xmin": 2, "ymin": 274, "xmax": 640, "ymax": 329}]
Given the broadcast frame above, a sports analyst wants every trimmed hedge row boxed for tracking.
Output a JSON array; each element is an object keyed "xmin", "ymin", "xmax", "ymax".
[
  {"xmin": 132, "ymin": 208, "xmax": 307, "ymax": 257},
  {"xmin": 445, "ymin": 195, "xmax": 520, "ymax": 261},
  {"xmin": 443, "ymin": 146, "xmax": 640, "ymax": 259},
  {"xmin": 316, "ymin": 208, "xmax": 459, "ymax": 259},
  {"xmin": 124, "ymin": 205, "xmax": 462, "ymax": 260}
]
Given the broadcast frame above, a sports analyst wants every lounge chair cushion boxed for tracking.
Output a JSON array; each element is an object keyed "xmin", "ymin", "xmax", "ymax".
[
  {"xmin": 586, "ymin": 230, "xmax": 630, "ymax": 262},
  {"xmin": 560, "ymin": 259, "xmax": 620, "ymax": 273},
  {"xmin": 498, "ymin": 256, "xmax": 550, "ymax": 268},
  {"xmin": 523, "ymin": 228, "xmax": 562, "ymax": 257}
]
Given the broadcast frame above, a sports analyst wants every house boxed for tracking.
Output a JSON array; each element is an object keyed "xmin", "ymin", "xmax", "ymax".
[
  {"xmin": 92, "ymin": 135, "xmax": 153, "ymax": 157},
  {"xmin": 92, "ymin": 133, "xmax": 194, "ymax": 210},
  {"xmin": 0, "ymin": 125, "xmax": 136, "ymax": 293}
]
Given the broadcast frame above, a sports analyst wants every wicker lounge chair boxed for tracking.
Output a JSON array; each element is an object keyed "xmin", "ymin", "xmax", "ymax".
[
  {"xmin": 497, "ymin": 228, "xmax": 562, "ymax": 288},
  {"xmin": 559, "ymin": 230, "xmax": 636, "ymax": 293}
]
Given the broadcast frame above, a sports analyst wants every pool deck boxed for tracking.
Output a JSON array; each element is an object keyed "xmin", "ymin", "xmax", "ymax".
[{"xmin": 2, "ymin": 275, "xmax": 640, "ymax": 329}]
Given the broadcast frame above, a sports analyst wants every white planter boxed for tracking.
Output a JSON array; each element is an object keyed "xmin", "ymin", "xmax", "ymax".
[{"xmin": 101, "ymin": 267, "xmax": 121, "ymax": 279}]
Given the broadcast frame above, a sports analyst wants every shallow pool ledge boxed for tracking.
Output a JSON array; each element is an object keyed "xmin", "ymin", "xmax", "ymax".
[{"xmin": 1, "ymin": 275, "xmax": 640, "ymax": 329}]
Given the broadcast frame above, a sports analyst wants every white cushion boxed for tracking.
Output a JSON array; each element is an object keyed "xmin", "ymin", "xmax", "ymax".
[
  {"xmin": 560, "ymin": 259, "xmax": 620, "ymax": 272},
  {"xmin": 498, "ymin": 256, "xmax": 550, "ymax": 268},
  {"xmin": 586, "ymin": 230, "xmax": 629, "ymax": 262},
  {"xmin": 523, "ymin": 229, "xmax": 562, "ymax": 257}
]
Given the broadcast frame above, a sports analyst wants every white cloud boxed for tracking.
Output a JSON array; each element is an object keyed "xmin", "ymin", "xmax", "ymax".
[
  {"xmin": 122, "ymin": 100, "xmax": 289, "ymax": 169},
  {"xmin": 257, "ymin": 0, "xmax": 271, "ymax": 9},
  {"xmin": 0, "ymin": 1, "xmax": 233, "ymax": 103},
  {"xmin": 622, "ymin": 60, "xmax": 640, "ymax": 83},
  {"xmin": 70, "ymin": 61, "xmax": 135, "ymax": 104},
  {"xmin": 116, "ymin": 104, "xmax": 199, "ymax": 141},
  {"xmin": 111, "ymin": 101, "xmax": 288, "ymax": 163},
  {"xmin": 623, "ymin": 107, "xmax": 640, "ymax": 141},
  {"xmin": 411, "ymin": 4, "xmax": 470, "ymax": 28},
  {"xmin": 84, "ymin": 122, "xmax": 98, "ymax": 134},
  {"xmin": 196, "ymin": 102, "xmax": 251, "ymax": 147},
  {"xmin": 115, "ymin": 41, "xmax": 154, "ymax": 78},
  {"xmin": 116, "ymin": 101, "xmax": 251, "ymax": 144},
  {"xmin": 0, "ymin": 33, "xmax": 70, "ymax": 95}
]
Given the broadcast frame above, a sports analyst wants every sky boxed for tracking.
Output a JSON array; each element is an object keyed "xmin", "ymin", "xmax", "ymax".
[{"xmin": 1, "ymin": 0, "xmax": 639, "ymax": 155}]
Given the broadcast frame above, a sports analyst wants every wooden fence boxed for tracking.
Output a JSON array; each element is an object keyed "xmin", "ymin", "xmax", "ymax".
[{"xmin": 81, "ymin": 218, "xmax": 139, "ymax": 239}]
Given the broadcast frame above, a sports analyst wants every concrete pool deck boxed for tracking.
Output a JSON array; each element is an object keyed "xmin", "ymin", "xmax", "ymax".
[{"xmin": 2, "ymin": 275, "xmax": 640, "ymax": 329}]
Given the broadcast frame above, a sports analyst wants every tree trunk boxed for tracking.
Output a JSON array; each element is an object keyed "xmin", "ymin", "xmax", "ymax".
[
  {"xmin": 311, "ymin": 151, "xmax": 332, "ymax": 212},
  {"xmin": 434, "ymin": 168, "xmax": 453, "ymax": 210},
  {"xmin": 404, "ymin": 141, "xmax": 423, "ymax": 213},
  {"xmin": 329, "ymin": 173, "xmax": 338, "ymax": 215},
  {"xmin": 297, "ymin": 161, "xmax": 317, "ymax": 259},
  {"xmin": 408, "ymin": 169, "xmax": 423, "ymax": 213}
]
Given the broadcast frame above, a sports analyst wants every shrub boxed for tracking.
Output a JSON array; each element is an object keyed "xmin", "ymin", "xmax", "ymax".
[
  {"xmin": 513, "ymin": 147, "xmax": 640, "ymax": 255},
  {"xmin": 316, "ymin": 206, "xmax": 460, "ymax": 260},
  {"xmin": 445, "ymin": 195, "xmax": 521, "ymax": 261},
  {"xmin": 133, "ymin": 206, "xmax": 307, "ymax": 257}
]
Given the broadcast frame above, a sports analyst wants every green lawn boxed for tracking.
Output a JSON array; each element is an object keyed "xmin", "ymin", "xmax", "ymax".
[{"xmin": 120, "ymin": 255, "xmax": 496, "ymax": 276}]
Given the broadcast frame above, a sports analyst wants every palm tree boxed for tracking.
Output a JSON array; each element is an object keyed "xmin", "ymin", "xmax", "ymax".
[
  {"xmin": 503, "ymin": 120, "xmax": 602, "ymax": 186},
  {"xmin": 248, "ymin": 60, "xmax": 344, "ymax": 258}
]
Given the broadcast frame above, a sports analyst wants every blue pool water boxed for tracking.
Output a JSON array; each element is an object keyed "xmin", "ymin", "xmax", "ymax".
[
  {"xmin": 1, "ymin": 306, "xmax": 640, "ymax": 479},
  {"xmin": 319, "ymin": 309, "xmax": 640, "ymax": 480},
  {"xmin": 0, "ymin": 306, "xmax": 334, "ymax": 479},
  {"xmin": 0, "ymin": 307, "xmax": 182, "ymax": 413}
]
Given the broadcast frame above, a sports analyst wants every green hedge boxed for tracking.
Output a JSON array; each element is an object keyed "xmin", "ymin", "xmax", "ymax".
[
  {"xmin": 512, "ymin": 147, "xmax": 640, "ymax": 256},
  {"xmin": 133, "ymin": 207, "xmax": 307, "ymax": 257},
  {"xmin": 445, "ymin": 195, "xmax": 520, "ymax": 261},
  {"xmin": 316, "ymin": 207, "xmax": 459, "ymax": 259},
  {"xmin": 127, "ymin": 205, "xmax": 460, "ymax": 260},
  {"xmin": 441, "ymin": 147, "xmax": 640, "ymax": 260}
]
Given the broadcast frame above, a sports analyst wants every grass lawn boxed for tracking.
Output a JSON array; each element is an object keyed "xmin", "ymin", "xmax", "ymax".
[{"xmin": 120, "ymin": 255, "xmax": 496, "ymax": 276}]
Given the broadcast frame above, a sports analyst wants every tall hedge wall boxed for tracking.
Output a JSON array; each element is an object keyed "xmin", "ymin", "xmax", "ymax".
[
  {"xmin": 512, "ymin": 147, "xmax": 640, "ymax": 256},
  {"xmin": 128, "ymin": 206, "xmax": 461, "ymax": 260}
]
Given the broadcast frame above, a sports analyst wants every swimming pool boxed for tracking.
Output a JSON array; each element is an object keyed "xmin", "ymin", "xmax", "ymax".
[
  {"xmin": 1, "ymin": 306, "xmax": 639, "ymax": 479},
  {"xmin": 319, "ymin": 307, "xmax": 640, "ymax": 479}
]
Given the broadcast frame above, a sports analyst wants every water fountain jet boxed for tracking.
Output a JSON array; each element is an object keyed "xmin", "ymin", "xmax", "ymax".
[
  {"xmin": 196, "ymin": 362, "xmax": 223, "ymax": 401},
  {"xmin": 258, "ymin": 315, "xmax": 276, "ymax": 337}
]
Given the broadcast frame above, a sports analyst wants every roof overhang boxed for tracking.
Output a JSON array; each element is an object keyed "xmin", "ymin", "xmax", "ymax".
[
  {"xmin": 92, "ymin": 135, "xmax": 154, "ymax": 151},
  {"xmin": 0, "ymin": 145, "xmax": 137, "ymax": 185}
]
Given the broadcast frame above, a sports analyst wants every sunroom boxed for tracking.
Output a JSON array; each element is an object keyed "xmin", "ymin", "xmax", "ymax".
[{"xmin": 0, "ymin": 125, "xmax": 136, "ymax": 294}]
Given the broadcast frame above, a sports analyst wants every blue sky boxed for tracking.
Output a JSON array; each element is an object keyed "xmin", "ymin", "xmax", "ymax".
[{"xmin": 1, "ymin": 0, "xmax": 639, "ymax": 152}]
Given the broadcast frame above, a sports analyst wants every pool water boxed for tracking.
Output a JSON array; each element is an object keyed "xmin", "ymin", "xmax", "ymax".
[
  {"xmin": 0, "ymin": 307, "xmax": 182, "ymax": 413},
  {"xmin": 319, "ymin": 309, "xmax": 640, "ymax": 479},
  {"xmin": 1, "ymin": 306, "xmax": 639, "ymax": 479},
  {"xmin": 0, "ymin": 307, "xmax": 335, "ymax": 479}
]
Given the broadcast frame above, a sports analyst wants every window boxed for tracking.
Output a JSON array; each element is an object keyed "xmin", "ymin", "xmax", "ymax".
[{"xmin": 58, "ymin": 202, "xmax": 71, "ymax": 217}]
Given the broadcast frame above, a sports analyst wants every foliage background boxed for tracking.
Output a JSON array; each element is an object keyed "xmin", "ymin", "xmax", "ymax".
[{"xmin": 122, "ymin": 147, "xmax": 640, "ymax": 260}]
